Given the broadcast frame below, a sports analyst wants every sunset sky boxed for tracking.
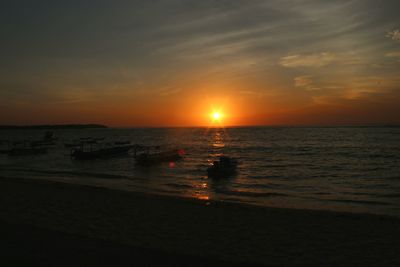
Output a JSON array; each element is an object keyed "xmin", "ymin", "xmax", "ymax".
[{"xmin": 1, "ymin": 0, "xmax": 400, "ymax": 126}]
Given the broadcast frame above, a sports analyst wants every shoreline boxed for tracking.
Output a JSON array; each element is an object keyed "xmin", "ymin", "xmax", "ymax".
[
  {"xmin": 2, "ymin": 173, "xmax": 398, "ymax": 219},
  {"xmin": 1, "ymin": 176, "xmax": 400, "ymax": 266}
]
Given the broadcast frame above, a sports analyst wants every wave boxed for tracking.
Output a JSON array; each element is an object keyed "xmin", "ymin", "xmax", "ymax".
[
  {"xmin": 0, "ymin": 167, "xmax": 129, "ymax": 180},
  {"xmin": 381, "ymin": 193, "xmax": 400, "ymax": 199},
  {"xmin": 164, "ymin": 183, "xmax": 193, "ymax": 189},
  {"xmin": 215, "ymin": 189, "xmax": 289, "ymax": 198},
  {"xmin": 328, "ymin": 199, "xmax": 391, "ymax": 206}
]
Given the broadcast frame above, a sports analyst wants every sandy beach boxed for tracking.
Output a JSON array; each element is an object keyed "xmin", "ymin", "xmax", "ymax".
[{"xmin": 1, "ymin": 176, "xmax": 399, "ymax": 266}]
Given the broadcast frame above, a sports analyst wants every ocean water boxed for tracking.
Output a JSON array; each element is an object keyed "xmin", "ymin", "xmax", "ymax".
[{"xmin": 1, "ymin": 127, "xmax": 400, "ymax": 217}]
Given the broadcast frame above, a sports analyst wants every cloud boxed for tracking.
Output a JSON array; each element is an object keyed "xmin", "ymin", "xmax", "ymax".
[
  {"xmin": 157, "ymin": 86, "xmax": 182, "ymax": 96},
  {"xmin": 294, "ymin": 75, "xmax": 319, "ymax": 91},
  {"xmin": 239, "ymin": 90, "xmax": 268, "ymax": 97},
  {"xmin": 385, "ymin": 51, "xmax": 400, "ymax": 57},
  {"xmin": 386, "ymin": 29, "xmax": 400, "ymax": 42},
  {"xmin": 280, "ymin": 52, "xmax": 336, "ymax": 68},
  {"xmin": 294, "ymin": 75, "xmax": 313, "ymax": 87}
]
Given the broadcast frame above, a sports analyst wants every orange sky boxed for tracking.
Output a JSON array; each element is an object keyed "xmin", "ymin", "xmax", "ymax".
[{"xmin": 1, "ymin": 1, "xmax": 400, "ymax": 127}]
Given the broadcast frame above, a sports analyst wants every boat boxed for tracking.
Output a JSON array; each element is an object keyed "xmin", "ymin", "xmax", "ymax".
[
  {"xmin": 30, "ymin": 131, "xmax": 58, "ymax": 148},
  {"xmin": 80, "ymin": 137, "xmax": 105, "ymax": 142},
  {"xmin": 64, "ymin": 141, "xmax": 82, "ymax": 148},
  {"xmin": 31, "ymin": 140, "xmax": 56, "ymax": 148},
  {"xmin": 135, "ymin": 148, "xmax": 184, "ymax": 166},
  {"xmin": 71, "ymin": 141, "xmax": 134, "ymax": 160},
  {"xmin": 114, "ymin": 141, "xmax": 131, "ymax": 145},
  {"xmin": 7, "ymin": 141, "xmax": 48, "ymax": 156},
  {"xmin": 44, "ymin": 131, "xmax": 57, "ymax": 141},
  {"xmin": 0, "ymin": 140, "xmax": 10, "ymax": 154},
  {"xmin": 207, "ymin": 156, "xmax": 238, "ymax": 178},
  {"xmin": 65, "ymin": 137, "xmax": 105, "ymax": 148}
]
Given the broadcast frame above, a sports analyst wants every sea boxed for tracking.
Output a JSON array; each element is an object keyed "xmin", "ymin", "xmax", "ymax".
[{"xmin": 1, "ymin": 127, "xmax": 400, "ymax": 217}]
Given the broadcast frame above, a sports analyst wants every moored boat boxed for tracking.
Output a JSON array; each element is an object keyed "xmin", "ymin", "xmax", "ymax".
[
  {"xmin": 6, "ymin": 141, "xmax": 48, "ymax": 156},
  {"xmin": 0, "ymin": 140, "xmax": 10, "ymax": 154},
  {"xmin": 135, "ymin": 148, "xmax": 184, "ymax": 166},
  {"xmin": 71, "ymin": 142, "xmax": 134, "ymax": 160},
  {"xmin": 71, "ymin": 140, "xmax": 134, "ymax": 159},
  {"xmin": 207, "ymin": 156, "xmax": 238, "ymax": 178}
]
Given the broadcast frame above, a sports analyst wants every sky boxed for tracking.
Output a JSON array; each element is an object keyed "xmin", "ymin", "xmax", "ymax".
[{"xmin": 1, "ymin": 0, "xmax": 400, "ymax": 127}]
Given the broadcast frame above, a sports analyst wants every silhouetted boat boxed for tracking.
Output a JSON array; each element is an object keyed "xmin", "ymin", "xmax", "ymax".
[
  {"xmin": 31, "ymin": 140, "xmax": 56, "ymax": 148},
  {"xmin": 0, "ymin": 140, "xmax": 10, "ymax": 154},
  {"xmin": 8, "ymin": 147, "xmax": 48, "ymax": 156},
  {"xmin": 80, "ymin": 137, "xmax": 105, "ymax": 141},
  {"xmin": 7, "ymin": 141, "xmax": 48, "ymax": 156},
  {"xmin": 136, "ymin": 148, "xmax": 184, "ymax": 166},
  {"xmin": 66, "ymin": 137, "xmax": 106, "ymax": 148},
  {"xmin": 71, "ymin": 142, "xmax": 134, "ymax": 160},
  {"xmin": 30, "ymin": 131, "xmax": 58, "ymax": 148},
  {"xmin": 114, "ymin": 141, "xmax": 131, "ymax": 145},
  {"xmin": 207, "ymin": 156, "xmax": 238, "ymax": 178},
  {"xmin": 64, "ymin": 141, "xmax": 81, "ymax": 148},
  {"xmin": 44, "ymin": 131, "xmax": 57, "ymax": 141}
]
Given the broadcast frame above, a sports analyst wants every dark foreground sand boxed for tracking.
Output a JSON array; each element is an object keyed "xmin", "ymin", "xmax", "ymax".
[{"xmin": 1, "ymin": 177, "xmax": 399, "ymax": 266}]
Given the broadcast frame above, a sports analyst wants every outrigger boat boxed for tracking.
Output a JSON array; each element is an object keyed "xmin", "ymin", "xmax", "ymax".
[
  {"xmin": 65, "ymin": 137, "xmax": 106, "ymax": 148},
  {"xmin": 44, "ymin": 131, "xmax": 57, "ymax": 141},
  {"xmin": 0, "ymin": 140, "xmax": 10, "ymax": 154},
  {"xmin": 135, "ymin": 147, "xmax": 184, "ymax": 166},
  {"xmin": 30, "ymin": 131, "xmax": 58, "ymax": 148},
  {"xmin": 71, "ymin": 140, "xmax": 134, "ymax": 160},
  {"xmin": 207, "ymin": 156, "xmax": 238, "ymax": 178},
  {"xmin": 6, "ymin": 141, "xmax": 48, "ymax": 156},
  {"xmin": 64, "ymin": 141, "xmax": 81, "ymax": 148},
  {"xmin": 114, "ymin": 141, "xmax": 131, "ymax": 145}
]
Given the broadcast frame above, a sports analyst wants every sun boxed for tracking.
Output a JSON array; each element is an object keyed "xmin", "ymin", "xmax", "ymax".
[
  {"xmin": 213, "ymin": 112, "xmax": 221, "ymax": 120},
  {"xmin": 210, "ymin": 110, "xmax": 224, "ymax": 124}
]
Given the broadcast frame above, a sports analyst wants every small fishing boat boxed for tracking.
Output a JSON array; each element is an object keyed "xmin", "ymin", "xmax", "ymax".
[
  {"xmin": 0, "ymin": 140, "xmax": 10, "ymax": 154},
  {"xmin": 31, "ymin": 140, "xmax": 56, "ymax": 148},
  {"xmin": 64, "ymin": 141, "xmax": 82, "ymax": 148},
  {"xmin": 71, "ymin": 141, "xmax": 134, "ymax": 160},
  {"xmin": 44, "ymin": 131, "xmax": 57, "ymax": 141},
  {"xmin": 80, "ymin": 137, "xmax": 105, "ymax": 141},
  {"xmin": 207, "ymin": 156, "xmax": 238, "ymax": 178},
  {"xmin": 114, "ymin": 141, "xmax": 131, "ymax": 145},
  {"xmin": 135, "ymin": 148, "xmax": 184, "ymax": 166},
  {"xmin": 30, "ymin": 131, "xmax": 58, "ymax": 148},
  {"xmin": 7, "ymin": 141, "xmax": 48, "ymax": 156}
]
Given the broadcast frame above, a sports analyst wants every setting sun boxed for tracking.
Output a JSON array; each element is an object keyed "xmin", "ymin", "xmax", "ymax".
[
  {"xmin": 213, "ymin": 112, "xmax": 221, "ymax": 121},
  {"xmin": 210, "ymin": 109, "xmax": 225, "ymax": 124}
]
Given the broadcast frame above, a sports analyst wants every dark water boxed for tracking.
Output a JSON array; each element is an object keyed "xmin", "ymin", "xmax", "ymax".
[{"xmin": 1, "ymin": 127, "xmax": 400, "ymax": 217}]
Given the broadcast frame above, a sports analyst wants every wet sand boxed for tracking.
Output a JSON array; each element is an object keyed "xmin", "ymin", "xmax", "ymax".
[{"xmin": 1, "ymin": 177, "xmax": 399, "ymax": 266}]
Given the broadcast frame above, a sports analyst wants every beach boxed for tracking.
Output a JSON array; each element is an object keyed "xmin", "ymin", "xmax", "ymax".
[{"xmin": 1, "ymin": 176, "xmax": 399, "ymax": 266}]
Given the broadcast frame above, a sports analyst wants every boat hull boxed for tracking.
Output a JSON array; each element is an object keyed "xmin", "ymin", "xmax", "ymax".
[
  {"xmin": 7, "ymin": 147, "xmax": 48, "ymax": 156},
  {"xmin": 136, "ymin": 150, "xmax": 182, "ymax": 166},
  {"xmin": 207, "ymin": 167, "xmax": 236, "ymax": 178},
  {"xmin": 71, "ymin": 145, "xmax": 133, "ymax": 160}
]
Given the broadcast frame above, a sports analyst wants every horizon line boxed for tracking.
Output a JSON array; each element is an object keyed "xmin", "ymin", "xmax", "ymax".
[{"xmin": 3, "ymin": 122, "xmax": 400, "ymax": 129}]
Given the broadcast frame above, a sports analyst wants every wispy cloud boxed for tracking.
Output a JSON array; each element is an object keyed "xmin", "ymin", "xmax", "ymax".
[
  {"xmin": 385, "ymin": 51, "xmax": 400, "ymax": 57},
  {"xmin": 157, "ymin": 86, "xmax": 182, "ymax": 96},
  {"xmin": 386, "ymin": 29, "xmax": 400, "ymax": 42},
  {"xmin": 385, "ymin": 51, "xmax": 400, "ymax": 62},
  {"xmin": 280, "ymin": 52, "xmax": 336, "ymax": 68},
  {"xmin": 2, "ymin": 0, "xmax": 400, "ymax": 125},
  {"xmin": 294, "ymin": 75, "xmax": 320, "ymax": 91}
]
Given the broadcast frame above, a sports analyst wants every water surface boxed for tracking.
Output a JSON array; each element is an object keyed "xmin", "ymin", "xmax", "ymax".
[{"xmin": 1, "ymin": 127, "xmax": 399, "ymax": 217}]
